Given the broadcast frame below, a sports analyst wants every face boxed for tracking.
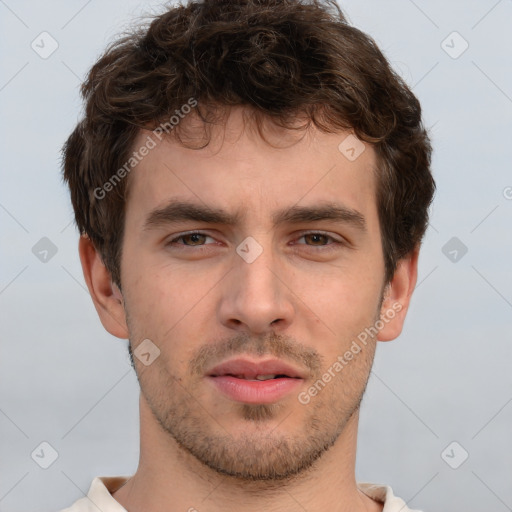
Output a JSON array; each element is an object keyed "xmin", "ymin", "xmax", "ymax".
[{"xmin": 95, "ymin": 107, "xmax": 406, "ymax": 481}]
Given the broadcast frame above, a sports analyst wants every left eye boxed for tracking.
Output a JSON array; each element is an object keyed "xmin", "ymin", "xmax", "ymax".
[{"xmin": 295, "ymin": 233, "xmax": 339, "ymax": 247}]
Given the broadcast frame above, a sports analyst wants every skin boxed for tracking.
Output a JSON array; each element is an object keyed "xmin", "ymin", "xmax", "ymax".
[{"xmin": 79, "ymin": 106, "xmax": 419, "ymax": 512}]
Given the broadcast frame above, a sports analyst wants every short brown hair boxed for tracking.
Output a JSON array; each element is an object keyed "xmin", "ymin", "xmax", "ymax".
[{"xmin": 62, "ymin": 0, "xmax": 435, "ymax": 289}]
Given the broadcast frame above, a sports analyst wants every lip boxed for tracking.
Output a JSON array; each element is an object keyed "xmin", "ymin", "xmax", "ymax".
[
  {"xmin": 206, "ymin": 357, "xmax": 305, "ymax": 404},
  {"xmin": 207, "ymin": 357, "xmax": 305, "ymax": 380}
]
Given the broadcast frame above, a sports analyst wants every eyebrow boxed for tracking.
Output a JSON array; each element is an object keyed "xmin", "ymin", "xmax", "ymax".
[{"xmin": 142, "ymin": 199, "xmax": 367, "ymax": 233}]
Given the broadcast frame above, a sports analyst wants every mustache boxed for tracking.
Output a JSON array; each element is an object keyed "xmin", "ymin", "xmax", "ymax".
[{"xmin": 189, "ymin": 331, "xmax": 324, "ymax": 377}]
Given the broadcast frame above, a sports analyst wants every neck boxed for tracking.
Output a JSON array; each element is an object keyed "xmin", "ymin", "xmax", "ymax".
[{"xmin": 112, "ymin": 393, "xmax": 382, "ymax": 512}]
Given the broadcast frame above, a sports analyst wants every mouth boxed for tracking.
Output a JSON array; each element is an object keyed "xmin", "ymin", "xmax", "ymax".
[
  {"xmin": 215, "ymin": 374, "xmax": 295, "ymax": 381},
  {"xmin": 205, "ymin": 357, "xmax": 305, "ymax": 404}
]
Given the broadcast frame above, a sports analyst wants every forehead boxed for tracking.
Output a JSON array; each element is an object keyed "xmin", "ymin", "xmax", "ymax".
[{"xmin": 124, "ymin": 107, "xmax": 379, "ymax": 230}]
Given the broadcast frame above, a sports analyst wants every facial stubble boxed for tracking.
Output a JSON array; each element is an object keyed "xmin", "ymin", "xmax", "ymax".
[{"xmin": 126, "ymin": 308, "xmax": 381, "ymax": 483}]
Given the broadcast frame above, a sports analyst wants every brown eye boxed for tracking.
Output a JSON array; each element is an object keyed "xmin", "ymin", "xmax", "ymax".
[
  {"xmin": 290, "ymin": 232, "xmax": 347, "ymax": 255},
  {"xmin": 167, "ymin": 231, "xmax": 214, "ymax": 247},
  {"xmin": 179, "ymin": 233, "xmax": 207, "ymax": 245},
  {"xmin": 303, "ymin": 233, "xmax": 331, "ymax": 246},
  {"xmin": 295, "ymin": 232, "xmax": 341, "ymax": 247}
]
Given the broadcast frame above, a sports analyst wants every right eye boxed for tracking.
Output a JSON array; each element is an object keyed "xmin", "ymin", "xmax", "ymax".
[{"xmin": 167, "ymin": 231, "xmax": 215, "ymax": 247}]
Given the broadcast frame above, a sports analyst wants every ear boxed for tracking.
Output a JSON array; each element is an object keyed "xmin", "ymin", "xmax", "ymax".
[
  {"xmin": 377, "ymin": 245, "xmax": 419, "ymax": 342},
  {"xmin": 78, "ymin": 234, "xmax": 129, "ymax": 339}
]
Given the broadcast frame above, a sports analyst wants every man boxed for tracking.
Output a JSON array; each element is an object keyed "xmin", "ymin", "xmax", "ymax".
[{"xmin": 60, "ymin": 0, "xmax": 435, "ymax": 510}]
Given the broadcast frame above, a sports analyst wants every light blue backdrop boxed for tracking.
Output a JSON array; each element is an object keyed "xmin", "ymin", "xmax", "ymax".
[{"xmin": 1, "ymin": 1, "xmax": 511, "ymax": 511}]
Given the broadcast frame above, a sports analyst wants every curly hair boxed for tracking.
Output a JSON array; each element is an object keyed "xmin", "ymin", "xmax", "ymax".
[{"xmin": 61, "ymin": 0, "xmax": 435, "ymax": 289}]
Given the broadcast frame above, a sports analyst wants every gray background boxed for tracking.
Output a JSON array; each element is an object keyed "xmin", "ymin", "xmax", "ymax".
[{"xmin": 1, "ymin": 1, "xmax": 511, "ymax": 511}]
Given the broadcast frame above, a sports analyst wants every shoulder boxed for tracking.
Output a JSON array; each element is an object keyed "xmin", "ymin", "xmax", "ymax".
[
  {"xmin": 358, "ymin": 482, "xmax": 424, "ymax": 512},
  {"xmin": 56, "ymin": 476, "xmax": 130, "ymax": 512}
]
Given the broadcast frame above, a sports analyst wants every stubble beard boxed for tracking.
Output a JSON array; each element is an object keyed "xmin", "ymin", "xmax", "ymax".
[{"xmin": 130, "ymin": 327, "xmax": 378, "ymax": 483}]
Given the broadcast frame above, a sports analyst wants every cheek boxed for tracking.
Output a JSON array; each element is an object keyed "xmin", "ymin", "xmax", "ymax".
[
  {"xmin": 300, "ymin": 266, "xmax": 382, "ymax": 328},
  {"xmin": 123, "ymin": 253, "xmax": 181, "ymax": 315},
  {"xmin": 122, "ymin": 265, "xmax": 171, "ymax": 343},
  {"xmin": 123, "ymin": 264, "xmax": 214, "ymax": 360}
]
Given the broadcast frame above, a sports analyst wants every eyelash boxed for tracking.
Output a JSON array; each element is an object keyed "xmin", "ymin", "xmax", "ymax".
[{"xmin": 166, "ymin": 230, "xmax": 345, "ymax": 252}]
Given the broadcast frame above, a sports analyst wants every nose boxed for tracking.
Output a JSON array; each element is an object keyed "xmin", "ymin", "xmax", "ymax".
[{"xmin": 217, "ymin": 241, "xmax": 295, "ymax": 335}]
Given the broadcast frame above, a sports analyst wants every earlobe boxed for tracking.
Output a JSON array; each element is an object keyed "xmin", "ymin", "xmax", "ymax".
[
  {"xmin": 78, "ymin": 235, "xmax": 129, "ymax": 339},
  {"xmin": 377, "ymin": 245, "xmax": 420, "ymax": 342}
]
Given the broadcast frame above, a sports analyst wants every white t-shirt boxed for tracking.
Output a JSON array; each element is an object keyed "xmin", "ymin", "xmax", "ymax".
[{"xmin": 58, "ymin": 476, "xmax": 423, "ymax": 512}]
